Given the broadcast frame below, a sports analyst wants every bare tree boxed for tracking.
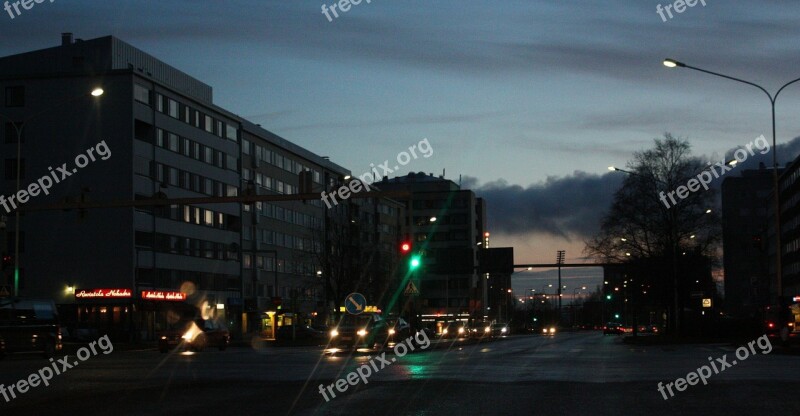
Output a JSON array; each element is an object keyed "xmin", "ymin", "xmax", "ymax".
[{"xmin": 586, "ymin": 134, "xmax": 720, "ymax": 262}]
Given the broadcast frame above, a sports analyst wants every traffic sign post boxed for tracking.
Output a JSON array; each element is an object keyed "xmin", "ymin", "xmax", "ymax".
[
  {"xmin": 404, "ymin": 281, "xmax": 419, "ymax": 296},
  {"xmin": 345, "ymin": 292, "xmax": 367, "ymax": 315}
]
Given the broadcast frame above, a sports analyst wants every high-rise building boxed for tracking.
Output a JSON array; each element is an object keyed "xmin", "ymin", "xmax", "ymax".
[
  {"xmin": 376, "ymin": 172, "xmax": 486, "ymax": 328},
  {"xmin": 721, "ymin": 165, "xmax": 773, "ymax": 315}
]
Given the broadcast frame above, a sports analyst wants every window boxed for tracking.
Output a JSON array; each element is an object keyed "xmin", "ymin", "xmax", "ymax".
[
  {"xmin": 216, "ymin": 120, "xmax": 223, "ymax": 137},
  {"xmin": 5, "ymin": 86, "xmax": 24, "ymax": 107},
  {"xmin": 226, "ymin": 124, "xmax": 237, "ymax": 141},
  {"xmin": 182, "ymin": 138, "xmax": 190, "ymax": 157},
  {"xmin": 168, "ymin": 167, "xmax": 179, "ymax": 186},
  {"xmin": 204, "ymin": 147, "xmax": 213, "ymax": 164},
  {"xmin": 168, "ymin": 99, "xmax": 179, "ymax": 118},
  {"xmin": 204, "ymin": 209, "xmax": 214, "ymax": 226},
  {"xmin": 133, "ymin": 84, "xmax": 150, "ymax": 105},
  {"xmin": 194, "ymin": 110, "xmax": 201, "ymax": 128},
  {"xmin": 226, "ymin": 155, "xmax": 238, "ymax": 171},
  {"xmin": 4, "ymin": 158, "xmax": 24, "ymax": 180},
  {"xmin": 242, "ymin": 139, "xmax": 251, "ymax": 155},
  {"xmin": 168, "ymin": 133, "xmax": 179, "ymax": 152},
  {"xmin": 204, "ymin": 178, "xmax": 213, "ymax": 195},
  {"xmin": 205, "ymin": 115, "xmax": 213, "ymax": 133},
  {"xmin": 156, "ymin": 94, "xmax": 164, "ymax": 112}
]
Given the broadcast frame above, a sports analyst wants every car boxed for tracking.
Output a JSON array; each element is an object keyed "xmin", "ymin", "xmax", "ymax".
[
  {"xmin": 440, "ymin": 321, "xmax": 469, "ymax": 339},
  {"xmin": 0, "ymin": 297, "xmax": 62, "ymax": 358},
  {"xmin": 603, "ymin": 322, "xmax": 623, "ymax": 335},
  {"xmin": 328, "ymin": 313, "xmax": 387, "ymax": 350},
  {"xmin": 541, "ymin": 325, "xmax": 557, "ymax": 335},
  {"xmin": 491, "ymin": 323, "xmax": 510, "ymax": 337},
  {"xmin": 159, "ymin": 318, "xmax": 230, "ymax": 353},
  {"xmin": 384, "ymin": 317, "xmax": 412, "ymax": 345},
  {"xmin": 469, "ymin": 321, "xmax": 492, "ymax": 339}
]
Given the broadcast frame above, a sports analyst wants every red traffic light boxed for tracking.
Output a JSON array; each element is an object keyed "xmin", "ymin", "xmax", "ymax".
[{"xmin": 400, "ymin": 242, "xmax": 411, "ymax": 253}]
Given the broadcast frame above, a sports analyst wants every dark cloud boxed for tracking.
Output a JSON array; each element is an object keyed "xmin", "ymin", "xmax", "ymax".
[
  {"xmin": 468, "ymin": 172, "xmax": 624, "ymax": 241},
  {"xmin": 471, "ymin": 136, "xmax": 800, "ymax": 241}
]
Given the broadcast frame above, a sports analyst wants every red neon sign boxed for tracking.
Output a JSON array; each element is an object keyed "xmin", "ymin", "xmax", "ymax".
[
  {"xmin": 75, "ymin": 288, "xmax": 132, "ymax": 299},
  {"xmin": 141, "ymin": 291, "xmax": 187, "ymax": 301}
]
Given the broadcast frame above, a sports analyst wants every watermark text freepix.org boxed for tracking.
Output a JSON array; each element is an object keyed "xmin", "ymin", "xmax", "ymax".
[
  {"xmin": 4, "ymin": 0, "xmax": 56, "ymax": 20},
  {"xmin": 321, "ymin": 138, "xmax": 433, "ymax": 208},
  {"xmin": 321, "ymin": 0, "xmax": 373, "ymax": 22},
  {"xmin": 0, "ymin": 335, "xmax": 114, "ymax": 403},
  {"xmin": 657, "ymin": 334, "xmax": 772, "ymax": 400},
  {"xmin": 0, "ymin": 140, "xmax": 111, "ymax": 215},
  {"xmin": 657, "ymin": 0, "xmax": 706, "ymax": 22},
  {"xmin": 659, "ymin": 134, "xmax": 769, "ymax": 209},
  {"xmin": 318, "ymin": 330, "xmax": 431, "ymax": 402}
]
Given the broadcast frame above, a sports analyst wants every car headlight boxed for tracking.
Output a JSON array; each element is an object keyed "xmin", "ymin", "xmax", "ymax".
[
  {"xmin": 484, "ymin": 326, "xmax": 490, "ymax": 333},
  {"xmin": 501, "ymin": 327, "xmax": 507, "ymax": 333},
  {"xmin": 160, "ymin": 336, "xmax": 167, "ymax": 340},
  {"xmin": 388, "ymin": 329, "xmax": 396, "ymax": 335},
  {"xmin": 442, "ymin": 329, "xmax": 448, "ymax": 335},
  {"xmin": 458, "ymin": 327, "xmax": 465, "ymax": 334},
  {"xmin": 330, "ymin": 329, "xmax": 339, "ymax": 337},
  {"xmin": 357, "ymin": 329, "xmax": 367, "ymax": 337},
  {"xmin": 542, "ymin": 328, "xmax": 547, "ymax": 334},
  {"xmin": 549, "ymin": 327, "xmax": 556, "ymax": 333}
]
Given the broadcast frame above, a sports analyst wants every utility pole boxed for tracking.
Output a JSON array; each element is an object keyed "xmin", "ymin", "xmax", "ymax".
[{"xmin": 556, "ymin": 250, "xmax": 565, "ymax": 324}]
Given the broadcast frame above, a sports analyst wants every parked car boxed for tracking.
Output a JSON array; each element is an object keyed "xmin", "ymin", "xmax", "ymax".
[
  {"xmin": 159, "ymin": 318, "xmax": 230, "ymax": 353},
  {"xmin": 329, "ymin": 313, "xmax": 387, "ymax": 350},
  {"xmin": 0, "ymin": 297, "xmax": 62, "ymax": 358},
  {"xmin": 603, "ymin": 322, "xmax": 623, "ymax": 335}
]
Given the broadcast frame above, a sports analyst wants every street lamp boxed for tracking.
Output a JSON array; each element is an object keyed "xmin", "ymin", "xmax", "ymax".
[
  {"xmin": 663, "ymin": 57, "xmax": 800, "ymax": 305},
  {"xmin": 0, "ymin": 87, "xmax": 104, "ymax": 296}
]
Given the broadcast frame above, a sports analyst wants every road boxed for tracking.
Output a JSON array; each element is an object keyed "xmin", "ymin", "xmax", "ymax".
[{"xmin": 1, "ymin": 331, "xmax": 798, "ymax": 415}]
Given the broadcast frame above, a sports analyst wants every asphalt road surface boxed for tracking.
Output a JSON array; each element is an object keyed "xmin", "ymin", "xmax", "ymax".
[{"xmin": 1, "ymin": 332, "xmax": 798, "ymax": 415}]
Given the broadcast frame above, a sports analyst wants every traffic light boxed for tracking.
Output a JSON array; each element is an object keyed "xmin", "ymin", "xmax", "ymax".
[
  {"xmin": 409, "ymin": 255, "xmax": 421, "ymax": 269},
  {"xmin": 400, "ymin": 242, "xmax": 412, "ymax": 254},
  {"xmin": 614, "ymin": 313, "xmax": 620, "ymax": 319},
  {"xmin": 606, "ymin": 294, "xmax": 612, "ymax": 300}
]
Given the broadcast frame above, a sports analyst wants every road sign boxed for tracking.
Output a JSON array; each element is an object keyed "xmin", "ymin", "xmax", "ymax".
[
  {"xmin": 404, "ymin": 281, "xmax": 419, "ymax": 296},
  {"xmin": 702, "ymin": 298, "xmax": 712, "ymax": 308},
  {"xmin": 0, "ymin": 285, "xmax": 9, "ymax": 297},
  {"xmin": 345, "ymin": 292, "xmax": 367, "ymax": 315}
]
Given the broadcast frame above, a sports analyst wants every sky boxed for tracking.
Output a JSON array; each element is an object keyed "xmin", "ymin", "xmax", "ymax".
[{"xmin": 3, "ymin": 0, "xmax": 800, "ymax": 294}]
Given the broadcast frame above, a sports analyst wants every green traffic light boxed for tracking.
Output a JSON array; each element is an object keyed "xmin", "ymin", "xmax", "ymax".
[
  {"xmin": 614, "ymin": 313, "xmax": 620, "ymax": 319},
  {"xmin": 606, "ymin": 294, "xmax": 612, "ymax": 300},
  {"xmin": 410, "ymin": 256, "xmax": 421, "ymax": 269}
]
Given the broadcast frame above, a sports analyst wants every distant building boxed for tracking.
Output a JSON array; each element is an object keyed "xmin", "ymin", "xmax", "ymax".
[
  {"xmin": 376, "ymin": 172, "xmax": 487, "ymax": 327},
  {"xmin": 721, "ymin": 165, "xmax": 773, "ymax": 314},
  {"xmin": 771, "ymin": 156, "xmax": 800, "ymax": 301}
]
